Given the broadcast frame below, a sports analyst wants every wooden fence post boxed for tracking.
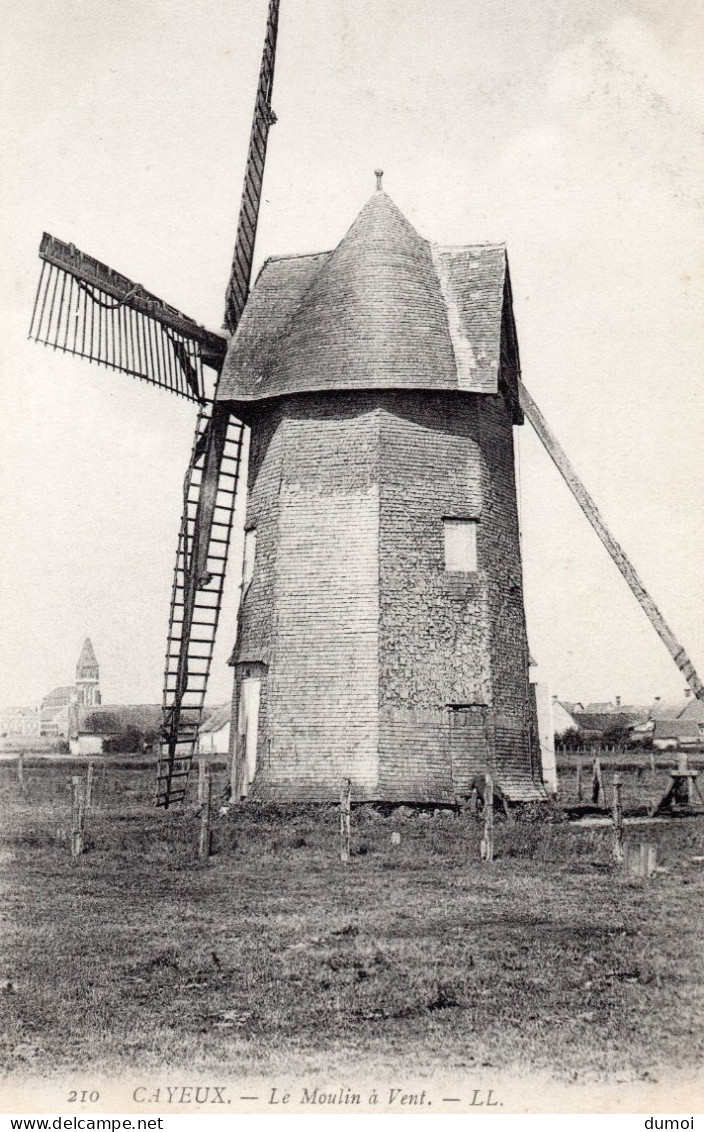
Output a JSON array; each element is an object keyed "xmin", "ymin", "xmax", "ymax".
[
  {"xmin": 71, "ymin": 776, "xmax": 86, "ymax": 860},
  {"xmin": 611, "ymin": 774, "xmax": 624, "ymax": 864},
  {"xmin": 17, "ymin": 754, "xmax": 25, "ymax": 793},
  {"xmin": 340, "ymin": 779, "xmax": 351, "ymax": 864},
  {"xmin": 198, "ymin": 758, "xmax": 207, "ymax": 805},
  {"xmin": 480, "ymin": 773, "xmax": 494, "ymax": 862},
  {"xmin": 198, "ymin": 771, "xmax": 212, "ymax": 862},
  {"xmin": 576, "ymin": 760, "xmax": 582, "ymax": 803},
  {"xmin": 85, "ymin": 762, "xmax": 94, "ymax": 810},
  {"xmin": 592, "ymin": 758, "xmax": 604, "ymax": 805}
]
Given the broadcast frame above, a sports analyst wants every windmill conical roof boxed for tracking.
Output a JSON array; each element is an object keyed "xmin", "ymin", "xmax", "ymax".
[
  {"xmin": 218, "ymin": 190, "xmax": 516, "ymax": 404},
  {"xmin": 77, "ymin": 638, "xmax": 98, "ymax": 669}
]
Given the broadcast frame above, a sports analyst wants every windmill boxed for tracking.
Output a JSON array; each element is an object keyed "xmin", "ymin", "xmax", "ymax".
[
  {"xmin": 28, "ymin": 0, "xmax": 280, "ymax": 807},
  {"xmin": 27, "ymin": 1, "xmax": 703, "ymax": 807}
]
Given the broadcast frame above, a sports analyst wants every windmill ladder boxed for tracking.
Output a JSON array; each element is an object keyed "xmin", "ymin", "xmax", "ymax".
[{"xmin": 156, "ymin": 402, "xmax": 244, "ymax": 807}]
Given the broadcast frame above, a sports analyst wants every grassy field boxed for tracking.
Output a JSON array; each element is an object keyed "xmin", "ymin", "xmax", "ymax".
[{"xmin": 1, "ymin": 757, "xmax": 703, "ymax": 1091}]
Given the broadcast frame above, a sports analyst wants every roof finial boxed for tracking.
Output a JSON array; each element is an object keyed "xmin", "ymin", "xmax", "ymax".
[{"xmin": 375, "ymin": 168, "xmax": 384, "ymax": 192}]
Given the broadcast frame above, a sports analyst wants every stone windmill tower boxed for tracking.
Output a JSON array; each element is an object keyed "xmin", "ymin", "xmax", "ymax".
[
  {"xmin": 221, "ymin": 183, "xmax": 541, "ymax": 803},
  {"xmin": 26, "ymin": 0, "xmax": 703, "ymax": 807}
]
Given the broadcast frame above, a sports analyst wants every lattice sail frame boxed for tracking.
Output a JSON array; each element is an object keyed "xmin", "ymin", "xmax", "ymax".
[{"xmin": 29, "ymin": 233, "xmax": 226, "ymax": 402}]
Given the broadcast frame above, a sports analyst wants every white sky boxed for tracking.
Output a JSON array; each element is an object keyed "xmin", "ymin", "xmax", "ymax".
[{"xmin": 1, "ymin": 0, "xmax": 702, "ymax": 709}]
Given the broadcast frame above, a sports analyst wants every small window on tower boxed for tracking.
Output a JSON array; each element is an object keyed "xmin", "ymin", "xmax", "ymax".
[
  {"xmin": 242, "ymin": 528, "xmax": 257, "ymax": 591},
  {"xmin": 443, "ymin": 518, "xmax": 478, "ymax": 573}
]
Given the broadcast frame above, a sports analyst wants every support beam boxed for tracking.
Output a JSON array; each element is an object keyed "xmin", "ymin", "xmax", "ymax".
[{"xmin": 518, "ymin": 379, "xmax": 704, "ymax": 701}]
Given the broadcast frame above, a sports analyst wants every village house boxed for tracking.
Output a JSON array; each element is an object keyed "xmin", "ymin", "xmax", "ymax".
[
  {"xmin": 652, "ymin": 718, "xmax": 703, "ymax": 750},
  {"xmin": 629, "ymin": 694, "xmax": 704, "ymax": 749},
  {"xmin": 40, "ymin": 688, "xmax": 73, "ymax": 737},
  {"xmin": 195, "ymin": 706, "xmax": 231, "ymax": 757},
  {"xmin": 0, "ymin": 706, "xmax": 41, "ymax": 738},
  {"xmin": 551, "ymin": 699, "xmax": 580, "ymax": 736},
  {"xmin": 68, "ymin": 705, "xmax": 162, "ymax": 756}
]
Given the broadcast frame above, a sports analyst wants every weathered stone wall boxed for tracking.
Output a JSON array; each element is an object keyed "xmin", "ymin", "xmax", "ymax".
[
  {"xmin": 376, "ymin": 392, "xmax": 488, "ymax": 800},
  {"xmin": 375, "ymin": 391, "xmax": 536, "ymax": 801},
  {"xmin": 230, "ymin": 388, "xmax": 539, "ymax": 802},
  {"xmin": 233, "ymin": 395, "xmax": 380, "ymax": 800}
]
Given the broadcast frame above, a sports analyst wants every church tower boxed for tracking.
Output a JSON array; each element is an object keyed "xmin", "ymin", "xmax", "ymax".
[{"xmin": 75, "ymin": 638, "xmax": 100, "ymax": 706}]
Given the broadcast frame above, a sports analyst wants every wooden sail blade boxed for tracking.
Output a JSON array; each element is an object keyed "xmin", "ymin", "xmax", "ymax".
[
  {"xmin": 29, "ymin": 234, "xmax": 227, "ymax": 402},
  {"xmin": 519, "ymin": 378, "xmax": 704, "ymax": 701},
  {"xmin": 223, "ymin": 0, "xmax": 280, "ymax": 333}
]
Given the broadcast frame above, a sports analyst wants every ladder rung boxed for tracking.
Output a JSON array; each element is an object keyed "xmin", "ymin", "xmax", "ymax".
[{"xmin": 179, "ymin": 636, "xmax": 215, "ymax": 645}]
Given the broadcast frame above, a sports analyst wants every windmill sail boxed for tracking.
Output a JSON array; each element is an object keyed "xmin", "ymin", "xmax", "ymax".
[
  {"xmin": 29, "ymin": 233, "xmax": 226, "ymax": 401},
  {"xmin": 157, "ymin": 0, "xmax": 282, "ymax": 807}
]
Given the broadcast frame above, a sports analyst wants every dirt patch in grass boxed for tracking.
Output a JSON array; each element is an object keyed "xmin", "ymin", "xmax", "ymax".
[{"xmin": 0, "ymin": 762, "xmax": 703, "ymax": 1084}]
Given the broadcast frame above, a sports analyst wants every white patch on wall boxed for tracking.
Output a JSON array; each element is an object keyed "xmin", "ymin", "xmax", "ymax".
[
  {"xmin": 531, "ymin": 679, "xmax": 558, "ymax": 795},
  {"xmin": 242, "ymin": 528, "xmax": 257, "ymax": 591},
  {"xmin": 238, "ymin": 675, "xmax": 261, "ymax": 794},
  {"xmin": 444, "ymin": 518, "xmax": 478, "ymax": 572}
]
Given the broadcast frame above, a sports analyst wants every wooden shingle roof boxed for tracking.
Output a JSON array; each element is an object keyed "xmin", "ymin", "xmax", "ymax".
[
  {"xmin": 198, "ymin": 706, "xmax": 231, "ymax": 734},
  {"xmin": 218, "ymin": 192, "xmax": 517, "ymax": 406},
  {"xmin": 653, "ymin": 718, "xmax": 701, "ymax": 741}
]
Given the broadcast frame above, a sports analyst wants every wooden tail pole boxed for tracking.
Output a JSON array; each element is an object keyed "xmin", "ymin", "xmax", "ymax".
[
  {"xmin": 198, "ymin": 758, "xmax": 207, "ymax": 805},
  {"xmin": 340, "ymin": 779, "xmax": 351, "ymax": 864},
  {"xmin": 611, "ymin": 774, "xmax": 624, "ymax": 863},
  {"xmin": 518, "ymin": 379, "xmax": 704, "ymax": 702},
  {"xmin": 71, "ymin": 776, "xmax": 86, "ymax": 859},
  {"xmin": 85, "ymin": 762, "xmax": 94, "ymax": 810},
  {"xmin": 481, "ymin": 774, "xmax": 495, "ymax": 862},
  {"xmin": 199, "ymin": 770, "xmax": 212, "ymax": 862},
  {"xmin": 17, "ymin": 755, "xmax": 25, "ymax": 793}
]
